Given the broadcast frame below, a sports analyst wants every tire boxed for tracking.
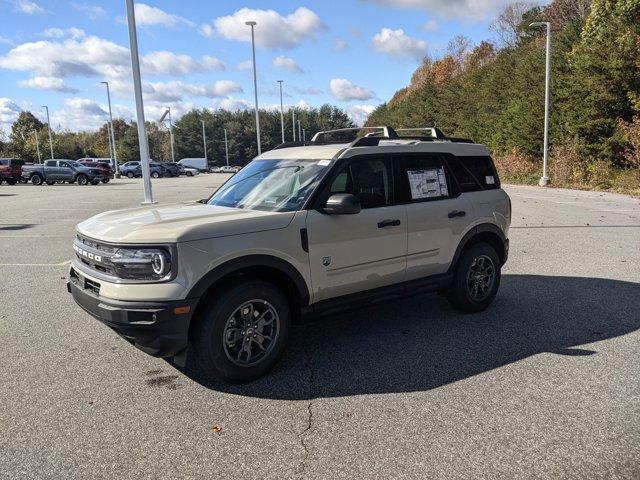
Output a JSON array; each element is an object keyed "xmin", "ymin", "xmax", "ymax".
[
  {"xmin": 76, "ymin": 174, "xmax": 89, "ymax": 186},
  {"xmin": 192, "ymin": 280, "xmax": 291, "ymax": 383},
  {"xmin": 101, "ymin": 178, "xmax": 110, "ymax": 183},
  {"xmin": 446, "ymin": 242, "xmax": 501, "ymax": 313},
  {"xmin": 186, "ymin": 171, "xmax": 193, "ymax": 177},
  {"xmin": 31, "ymin": 174, "xmax": 43, "ymax": 186},
  {"xmin": 90, "ymin": 178, "xmax": 100, "ymax": 185},
  {"xmin": 126, "ymin": 172, "xmax": 134, "ymax": 179},
  {"xmin": 45, "ymin": 180, "xmax": 55, "ymax": 186},
  {"xmin": 6, "ymin": 179, "xmax": 16, "ymax": 185}
]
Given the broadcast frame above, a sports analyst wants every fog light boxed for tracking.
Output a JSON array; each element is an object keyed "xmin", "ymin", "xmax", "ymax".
[{"xmin": 173, "ymin": 306, "xmax": 191, "ymax": 315}]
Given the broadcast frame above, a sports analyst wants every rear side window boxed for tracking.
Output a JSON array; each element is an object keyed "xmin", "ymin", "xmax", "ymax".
[
  {"xmin": 447, "ymin": 155, "xmax": 500, "ymax": 192},
  {"xmin": 395, "ymin": 155, "xmax": 457, "ymax": 203},
  {"xmin": 10, "ymin": 159, "xmax": 25, "ymax": 166},
  {"xmin": 45, "ymin": 160, "xmax": 56, "ymax": 167},
  {"xmin": 0, "ymin": 160, "xmax": 7, "ymax": 166}
]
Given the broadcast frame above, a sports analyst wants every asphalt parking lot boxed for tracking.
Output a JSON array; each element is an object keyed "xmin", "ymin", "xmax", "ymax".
[{"xmin": 1, "ymin": 175, "xmax": 639, "ymax": 479}]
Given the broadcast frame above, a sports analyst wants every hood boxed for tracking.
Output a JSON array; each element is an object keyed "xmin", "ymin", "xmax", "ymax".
[{"xmin": 77, "ymin": 202, "xmax": 296, "ymax": 243}]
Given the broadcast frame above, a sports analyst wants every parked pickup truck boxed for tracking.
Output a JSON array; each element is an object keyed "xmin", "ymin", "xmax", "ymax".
[
  {"xmin": 0, "ymin": 158, "xmax": 24, "ymax": 185},
  {"xmin": 22, "ymin": 159, "xmax": 105, "ymax": 186}
]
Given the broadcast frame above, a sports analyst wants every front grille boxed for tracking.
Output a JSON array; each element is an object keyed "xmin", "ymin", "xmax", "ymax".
[{"xmin": 74, "ymin": 234, "xmax": 117, "ymax": 277}]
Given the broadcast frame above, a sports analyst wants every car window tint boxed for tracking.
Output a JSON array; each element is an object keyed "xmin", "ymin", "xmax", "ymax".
[
  {"xmin": 329, "ymin": 157, "xmax": 393, "ymax": 209},
  {"xmin": 447, "ymin": 155, "xmax": 500, "ymax": 191}
]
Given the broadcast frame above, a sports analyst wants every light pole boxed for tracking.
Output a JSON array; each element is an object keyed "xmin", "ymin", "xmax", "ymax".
[
  {"xmin": 298, "ymin": 120, "xmax": 301, "ymax": 142},
  {"xmin": 106, "ymin": 121, "xmax": 114, "ymax": 161},
  {"xmin": 166, "ymin": 107, "xmax": 175, "ymax": 162},
  {"xmin": 33, "ymin": 129, "xmax": 41, "ymax": 163},
  {"xmin": 41, "ymin": 105, "xmax": 54, "ymax": 160},
  {"xmin": 246, "ymin": 20, "xmax": 261, "ymax": 155},
  {"xmin": 277, "ymin": 80, "xmax": 285, "ymax": 143},
  {"xmin": 530, "ymin": 21, "xmax": 551, "ymax": 187},
  {"xmin": 224, "ymin": 128, "xmax": 229, "ymax": 167},
  {"xmin": 100, "ymin": 81, "xmax": 119, "ymax": 176},
  {"xmin": 292, "ymin": 109, "xmax": 296, "ymax": 142},
  {"xmin": 201, "ymin": 119, "xmax": 207, "ymax": 160},
  {"xmin": 126, "ymin": 0, "xmax": 154, "ymax": 204}
]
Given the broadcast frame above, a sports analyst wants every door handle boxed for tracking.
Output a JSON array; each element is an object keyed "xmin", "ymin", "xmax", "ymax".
[
  {"xmin": 378, "ymin": 219, "xmax": 401, "ymax": 228},
  {"xmin": 448, "ymin": 210, "xmax": 466, "ymax": 219}
]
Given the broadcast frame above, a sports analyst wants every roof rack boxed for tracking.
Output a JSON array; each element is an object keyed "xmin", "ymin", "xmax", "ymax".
[
  {"xmin": 396, "ymin": 127, "xmax": 446, "ymax": 139},
  {"xmin": 311, "ymin": 126, "xmax": 399, "ymax": 144}
]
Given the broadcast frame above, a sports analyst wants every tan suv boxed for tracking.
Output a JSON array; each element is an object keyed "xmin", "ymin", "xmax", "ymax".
[{"xmin": 67, "ymin": 127, "xmax": 511, "ymax": 382}]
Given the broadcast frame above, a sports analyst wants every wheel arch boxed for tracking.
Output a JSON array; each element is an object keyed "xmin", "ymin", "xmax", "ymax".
[
  {"xmin": 449, "ymin": 223, "xmax": 507, "ymax": 272},
  {"xmin": 187, "ymin": 254, "xmax": 310, "ymax": 322}
]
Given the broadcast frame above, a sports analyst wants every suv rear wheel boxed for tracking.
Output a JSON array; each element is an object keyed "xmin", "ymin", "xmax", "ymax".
[
  {"xmin": 31, "ymin": 174, "xmax": 43, "ymax": 186},
  {"xmin": 126, "ymin": 171, "xmax": 135, "ymax": 179},
  {"xmin": 77, "ymin": 174, "xmax": 89, "ymax": 186},
  {"xmin": 447, "ymin": 242, "xmax": 501, "ymax": 313},
  {"xmin": 192, "ymin": 280, "xmax": 291, "ymax": 383}
]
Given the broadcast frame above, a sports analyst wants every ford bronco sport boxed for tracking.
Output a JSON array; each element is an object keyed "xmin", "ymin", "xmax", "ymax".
[{"xmin": 67, "ymin": 127, "xmax": 511, "ymax": 383}]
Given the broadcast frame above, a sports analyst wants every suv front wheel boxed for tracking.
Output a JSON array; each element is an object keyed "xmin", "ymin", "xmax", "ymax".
[
  {"xmin": 192, "ymin": 280, "xmax": 291, "ymax": 383},
  {"xmin": 447, "ymin": 242, "xmax": 501, "ymax": 313}
]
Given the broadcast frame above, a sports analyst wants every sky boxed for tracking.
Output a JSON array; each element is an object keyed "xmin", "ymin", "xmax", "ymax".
[{"xmin": 0, "ymin": 0, "xmax": 516, "ymax": 133}]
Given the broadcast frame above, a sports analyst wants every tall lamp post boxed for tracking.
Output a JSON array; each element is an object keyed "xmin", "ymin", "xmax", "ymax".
[
  {"xmin": 100, "ymin": 81, "xmax": 119, "ymax": 176},
  {"xmin": 530, "ymin": 21, "xmax": 551, "ymax": 187},
  {"xmin": 165, "ymin": 107, "xmax": 175, "ymax": 162},
  {"xmin": 246, "ymin": 20, "xmax": 261, "ymax": 155},
  {"xmin": 33, "ymin": 129, "xmax": 41, "ymax": 163},
  {"xmin": 277, "ymin": 80, "xmax": 285, "ymax": 143},
  {"xmin": 125, "ymin": 0, "xmax": 154, "ymax": 204},
  {"xmin": 292, "ymin": 109, "xmax": 296, "ymax": 142},
  {"xmin": 201, "ymin": 119, "xmax": 207, "ymax": 160},
  {"xmin": 224, "ymin": 128, "xmax": 229, "ymax": 167},
  {"xmin": 41, "ymin": 105, "xmax": 54, "ymax": 160}
]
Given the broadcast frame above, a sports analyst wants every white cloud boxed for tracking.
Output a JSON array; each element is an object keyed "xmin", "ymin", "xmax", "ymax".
[
  {"xmin": 41, "ymin": 27, "xmax": 86, "ymax": 39},
  {"xmin": 359, "ymin": 0, "xmax": 512, "ymax": 20},
  {"xmin": 372, "ymin": 28, "xmax": 427, "ymax": 60},
  {"xmin": 52, "ymin": 98, "xmax": 108, "ymax": 131},
  {"xmin": 211, "ymin": 7, "xmax": 325, "ymax": 49},
  {"xmin": 273, "ymin": 56, "xmax": 303, "ymax": 73},
  {"xmin": 0, "ymin": 36, "xmax": 14, "ymax": 46},
  {"xmin": 141, "ymin": 51, "xmax": 226, "ymax": 76},
  {"xmin": 13, "ymin": 0, "xmax": 45, "ymax": 15},
  {"xmin": 346, "ymin": 104, "xmax": 376, "ymax": 126},
  {"xmin": 216, "ymin": 97, "xmax": 251, "ymax": 111},
  {"xmin": 289, "ymin": 85, "xmax": 323, "ymax": 95},
  {"xmin": 0, "ymin": 35, "xmax": 225, "ymax": 86},
  {"xmin": 200, "ymin": 24, "xmax": 215, "ymax": 38},
  {"xmin": 19, "ymin": 76, "xmax": 78, "ymax": 93},
  {"xmin": 333, "ymin": 37, "xmax": 348, "ymax": 51},
  {"xmin": 129, "ymin": 80, "xmax": 243, "ymax": 103},
  {"xmin": 329, "ymin": 78, "xmax": 375, "ymax": 102},
  {"xmin": 0, "ymin": 98, "xmax": 22, "ymax": 126},
  {"xmin": 423, "ymin": 20, "xmax": 439, "ymax": 31},
  {"xmin": 71, "ymin": 3, "xmax": 106, "ymax": 20},
  {"xmin": 133, "ymin": 3, "xmax": 195, "ymax": 27}
]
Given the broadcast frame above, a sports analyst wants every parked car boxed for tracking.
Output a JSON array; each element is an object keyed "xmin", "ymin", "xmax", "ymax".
[
  {"xmin": 22, "ymin": 159, "xmax": 105, "ymax": 185},
  {"xmin": 0, "ymin": 158, "xmax": 24, "ymax": 185},
  {"xmin": 178, "ymin": 158, "xmax": 208, "ymax": 172},
  {"xmin": 78, "ymin": 160, "xmax": 113, "ymax": 183},
  {"xmin": 120, "ymin": 161, "xmax": 164, "ymax": 179},
  {"xmin": 183, "ymin": 167, "xmax": 200, "ymax": 176},
  {"xmin": 219, "ymin": 165, "xmax": 241, "ymax": 173},
  {"xmin": 67, "ymin": 125, "xmax": 511, "ymax": 383},
  {"xmin": 160, "ymin": 162, "xmax": 181, "ymax": 177}
]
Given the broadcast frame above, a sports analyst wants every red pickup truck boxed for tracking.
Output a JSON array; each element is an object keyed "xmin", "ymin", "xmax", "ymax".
[{"xmin": 0, "ymin": 158, "xmax": 24, "ymax": 185}]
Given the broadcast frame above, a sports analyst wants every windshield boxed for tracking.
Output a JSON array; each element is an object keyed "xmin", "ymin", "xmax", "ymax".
[{"xmin": 207, "ymin": 159, "xmax": 330, "ymax": 212}]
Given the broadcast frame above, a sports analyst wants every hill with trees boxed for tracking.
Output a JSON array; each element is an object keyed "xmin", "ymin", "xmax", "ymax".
[{"xmin": 366, "ymin": 0, "xmax": 640, "ymax": 194}]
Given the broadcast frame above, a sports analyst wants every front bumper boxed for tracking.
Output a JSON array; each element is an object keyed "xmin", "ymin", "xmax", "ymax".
[{"xmin": 67, "ymin": 268, "xmax": 198, "ymax": 358}]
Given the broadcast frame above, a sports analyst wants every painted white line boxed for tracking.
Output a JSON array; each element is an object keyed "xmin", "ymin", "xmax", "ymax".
[
  {"xmin": 0, "ymin": 260, "xmax": 71, "ymax": 267},
  {"xmin": 0, "ymin": 235, "xmax": 67, "ymax": 238}
]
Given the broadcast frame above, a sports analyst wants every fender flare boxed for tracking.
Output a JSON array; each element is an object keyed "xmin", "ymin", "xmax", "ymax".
[
  {"xmin": 186, "ymin": 254, "xmax": 310, "ymax": 306},
  {"xmin": 449, "ymin": 223, "xmax": 507, "ymax": 272}
]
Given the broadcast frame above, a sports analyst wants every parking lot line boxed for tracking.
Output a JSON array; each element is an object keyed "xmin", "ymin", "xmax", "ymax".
[{"xmin": 0, "ymin": 260, "xmax": 71, "ymax": 267}]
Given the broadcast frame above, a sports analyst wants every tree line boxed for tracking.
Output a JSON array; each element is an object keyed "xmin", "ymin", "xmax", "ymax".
[
  {"xmin": 366, "ymin": 0, "xmax": 640, "ymax": 193},
  {"xmin": 0, "ymin": 105, "xmax": 354, "ymax": 166}
]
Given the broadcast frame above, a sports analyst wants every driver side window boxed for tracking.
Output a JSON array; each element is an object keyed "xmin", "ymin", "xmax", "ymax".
[{"xmin": 329, "ymin": 157, "xmax": 393, "ymax": 209}]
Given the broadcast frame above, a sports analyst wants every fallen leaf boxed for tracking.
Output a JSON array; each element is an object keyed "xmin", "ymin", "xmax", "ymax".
[{"xmin": 211, "ymin": 425, "xmax": 222, "ymax": 433}]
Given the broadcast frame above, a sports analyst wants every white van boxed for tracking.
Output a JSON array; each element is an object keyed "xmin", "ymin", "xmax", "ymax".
[{"xmin": 178, "ymin": 158, "xmax": 208, "ymax": 172}]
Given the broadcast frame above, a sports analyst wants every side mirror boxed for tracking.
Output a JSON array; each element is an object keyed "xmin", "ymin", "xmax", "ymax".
[{"xmin": 323, "ymin": 193, "xmax": 361, "ymax": 215}]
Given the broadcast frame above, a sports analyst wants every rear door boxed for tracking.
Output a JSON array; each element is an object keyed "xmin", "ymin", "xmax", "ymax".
[
  {"xmin": 57, "ymin": 161, "xmax": 74, "ymax": 181},
  {"xmin": 306, "ymin": 155, "xmax": 408, "ymax": 302},
  {"xmin": 395, "ymin": 153, "xmax": 472, "ymax": 280}
]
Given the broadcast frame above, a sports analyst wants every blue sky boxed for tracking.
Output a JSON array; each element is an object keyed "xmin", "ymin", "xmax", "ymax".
[{"xmin": 0, "ymin": 0, "xmax": 513, "ymax": 132}]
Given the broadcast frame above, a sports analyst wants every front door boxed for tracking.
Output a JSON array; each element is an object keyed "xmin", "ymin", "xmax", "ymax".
[{"xmin": 306, "ymin": 155, "xmax": 407, "ymax": 303}]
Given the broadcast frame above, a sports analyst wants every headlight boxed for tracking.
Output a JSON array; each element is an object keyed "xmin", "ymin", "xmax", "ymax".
[{"xmin": 110, "ymin": 247, "xmax": 172, "ymax": 280}]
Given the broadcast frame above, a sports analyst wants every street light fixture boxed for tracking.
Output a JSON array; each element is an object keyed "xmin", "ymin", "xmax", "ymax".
[
  {"xmin": 125, "ymin": 0, "xmax": 154, "ymax": 204},
  {"xmin": 292, "ymin": 109, "xmax": 296, "ymax": 142},
  {"xmin": 33, "ymin": 129, "xmax": 41, "ymax": 163},
  {"xmin": 277, "ymin": 80, "xmax": 285, "ymax": 143},
  {"xmin": 224, "ymin": 128, "xmax": 229, "ymax": 167},
  {"xmin": 201, "ymin": 119, "xmax": 207, "ymax": 160},
  {"xmin": 159, "ymin": 107, "xmax": 175, "ymax": 163},
  {"xmin": 100, "ymin": 81, "xmax": 119, "ymax": 176},
  {"xmin": 246, "ymin": 20, "xmax": 261, "ymax": 155},
  {"xmin": 530, "ymin": 21, "xmax": 551, "ymax": 187},
  {"xmin": 41, "ymin": 105, "xmax": 54, "ymax": 160}
]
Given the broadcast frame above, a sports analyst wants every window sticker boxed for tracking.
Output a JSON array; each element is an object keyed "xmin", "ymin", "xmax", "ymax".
[
  {"xmin": 407, "ymin": 168, "xmax": 448, "ymax": 199},
  {"xmin": 485, "ymin": 175, "xmax": 495, "ymax": 185}
]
